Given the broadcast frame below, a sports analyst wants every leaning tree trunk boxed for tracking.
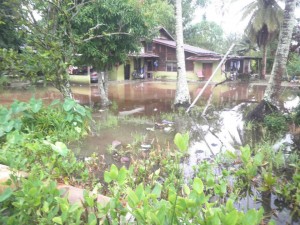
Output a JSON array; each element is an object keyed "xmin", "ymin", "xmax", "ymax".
[
  {"xmin": 247, "ymin": 0, "xmax": 296, "ymax": 121},
  {"xmin": 55, "ymin": 70, "xmax": 73, "ymax": 99},
  {"xmin": 264, "ymin": 0, "xmax": 296, "ymax": 104},
  {"xmin": 260, "ymin": 44, "xmax": 267, "ymax": 80},
  {"xmin": 98, "ymin": 71, "xmax": 111, "ymax": 107},
  {"xmin": 174, "ymin": 0, "xmax": 190, "ymax": 107}
]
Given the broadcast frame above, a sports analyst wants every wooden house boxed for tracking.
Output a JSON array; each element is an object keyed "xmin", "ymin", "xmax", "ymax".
[{"xmin": 109, "ymin": 27, "xmax": 224, "ymax": 82}]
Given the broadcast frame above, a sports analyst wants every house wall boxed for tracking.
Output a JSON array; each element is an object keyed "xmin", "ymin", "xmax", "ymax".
[
  {"xmin": 152, "ymin": 44, "xmax": 194, "ymax": 72},
  {"xmin": 194, "ymin": 61, "xmax": 223, "ymax": 82},
  {"xmin": 153, "ymin": 71, "xmax": 198, "ymax": 81},
  {"xmin": 109, "ymin": 58, "xmax": 134, "ymax": 81}
]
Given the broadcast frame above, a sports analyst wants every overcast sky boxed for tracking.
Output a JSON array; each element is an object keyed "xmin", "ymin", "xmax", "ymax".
[{"xmin": 194, "ymin": 0, "xmax": 300, "ymax": 35}]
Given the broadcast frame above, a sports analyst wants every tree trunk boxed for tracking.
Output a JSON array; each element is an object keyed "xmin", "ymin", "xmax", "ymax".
[
  {"xmin": 263, "ymin": 0, "xmax": 296, "ymax": 104},
  {"xmin": 260, "ymin": 44, "xmax": 267, "ymax": 80},
  {"xmin": 55, "ymin": 71, "xmax": 73, "ymax": 99},
  {"xmin": 174, "ymin": 0, "xmax": 190, "ymax": 107},
  {"xmin": 98, "ymin": 71, "xmax": 111, "ymax": 107},
  {"xmin": 246, "ymin": 0, "xmax": 296, "ymax": 121}
]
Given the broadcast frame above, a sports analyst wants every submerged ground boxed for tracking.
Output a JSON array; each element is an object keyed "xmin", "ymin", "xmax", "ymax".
[{"xmin": 1, "ymin": 80, "xmax": 299, "ymax": 224}]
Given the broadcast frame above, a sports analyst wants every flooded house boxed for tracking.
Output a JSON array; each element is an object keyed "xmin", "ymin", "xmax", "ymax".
[
  {"xmin": 69, "ymin": 27, "xmax": 261, "ymax": 83},
  {"xmin": 110, "ymin": 27, "xmax": 223, "ymax": 82}
]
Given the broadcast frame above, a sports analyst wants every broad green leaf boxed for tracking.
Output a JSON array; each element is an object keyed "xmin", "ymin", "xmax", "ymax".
[
  {"xmin": 74, "ymin": 104, "xmax": 86, "ymax": 116},
  {"xmin": 148, "ymin": 212, "xmax": 160, "ymax": 225},
  {"xmin": 63, "ymin": 98, "xmax": 76, "ymax": 111},
  {"xmin": 0, "ymin": 128, "xmax": 4, "ymax": 137},
  {"xmin": 183, "ymin": 184, "xmax": 190, "ymax": 195},
  {"xmin": 241, "ymin": 208, "xmax": 264, "ymax": 225},
  {"xmin": 193, "ymin": 177, "xmax": 204, "ymax": 194},
  {"xmin": 29, "ymin": 97, "xmax": 43, "ymax": 113},
  {"xmin": 104, "ymin": 171, "xmax": 112, "ymax": 183},
  {"xmin": 0, "ymin": 108, "xmax": 10, "ymax": 124},
  {"xmin": 88, "ymin": 213, "xmax": 97, "ymax": 225},
  {"xmin": 51, "ymin": 142, "xmax": 69, "ymax": 157},
  {"xmin": 127, "ymin": 189, "xmax": 139, "ymax": 208},
  {"xmin": 222, "ymin": 210, "xmax": 238, "ymax": 225},
  {"xmin": 109, "ymin": 164, "xmax": 118, "ymax": 180},
  {"xmin": 0, "ymin": 188, "xmax": 13, "ymax": 202},
  {"xmin": 241, "ymin": 145, "xmax": 251, "ymax": 164},
  {"xmin": 174, "ymin": 132, "xmax": 189, "ymax": 153},
  {"xmin": 117, "ymin": 167, "xmax": 127, "ymax": 185},
  {"xmin": 4, "ymin": 120, "xmax": 14, "ymax": 133},
  {"xmin": 226, "ymin": 199, "xmax": 235, "ymax": 212},
  {"xmin": 135, "ymin": 184, "xmax": 144, "ymax": 201},
  {"xmin": 253, "ymin": 152, "xmax": 264, "ymax": 166},
  {"xmin": 151, "ymin": 183, "xmax": 162, "ymax": 197},
  {"xmin": 52, "ymin": 217, "xmax": 63, "ymax": 224},
  {"xmin": 11, "ymin": 101, "xmax": 28, "ymax": 114},
  {"xmin": 42, "ymin": 202, "xmax": 49, "ymax": 213}
]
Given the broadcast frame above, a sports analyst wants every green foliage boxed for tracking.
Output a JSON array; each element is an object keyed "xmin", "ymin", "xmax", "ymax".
[
  {"xmin": 295, "ymin": 102, "xmax": 300, "ymax": 125},
  {"xmin": 185, "ymin": 20, "xmax": 224, "ymax": 52},
  {"xmin": 0, "ymin": 176, "xmax": 84, "ymax": 225},
  {"xmin": 174, "ymin": 132, "xmax": 189, "ymax": 153},
  {"xmin": 0, "ymin": 0, "xmax": 23, "ymax": 50},
  {"xmin": 0, "ymin": 98, "xmax": 90, "ymax": 179},
  {"xmin": 263, "ymin": 113, "xmax": 288, "ymax": 134},
  {"xmin": 0, "ymin": 97, "xmax": 91, "ymax": 142},
  {"xmin": 287, "ymin": 53, "xmax": 300, "ymax": 77}
]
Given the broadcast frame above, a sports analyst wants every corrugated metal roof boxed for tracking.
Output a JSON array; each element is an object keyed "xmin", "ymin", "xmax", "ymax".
[{"xmin": 153, "ymin": 38, "xmax": 220, "ymax": 56}]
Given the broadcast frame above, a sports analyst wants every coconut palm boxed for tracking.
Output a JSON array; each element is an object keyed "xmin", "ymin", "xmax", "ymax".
[
  {"xmin": 247, "ymin": 0, "xmax": 297, "ymax": 121},
  {"xmin": 174, "ymin": 0, "xmax": 191, "ymax": 106},
  {"xmin": 264, "ymin": 0, "xmax": 297, "ymax": 103},
  {"xmin": 242, "ymin": 0, "xmax": 283, "ymax": 79}
]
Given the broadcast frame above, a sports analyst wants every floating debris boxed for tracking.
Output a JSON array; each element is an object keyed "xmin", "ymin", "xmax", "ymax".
[
  {"xmin": 146, "ymin": 127, "xmax": 155, "ymax": 131},
  {"xmin": 163, "ymin": 127, "xmax": 173, "ymax": 133},
  {"xmin": 120, "ymin": 156, "xmax": 130, "ymax": 163},
  {"xmin": 141, "ymin": 144, "xmax": 151, "ymax": 149},
  {"xmin": 162, "ymin": 120, "xmax": 174, "ymax": 125},
  {"xmin": 112, "ymin": 140, "xmax": 122, "ymax": 149}
]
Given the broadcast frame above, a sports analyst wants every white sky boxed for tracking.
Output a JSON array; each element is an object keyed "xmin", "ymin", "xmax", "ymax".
[{"xmin": 194, "ymin": 0, "xmax": 300, "ymax": 35}]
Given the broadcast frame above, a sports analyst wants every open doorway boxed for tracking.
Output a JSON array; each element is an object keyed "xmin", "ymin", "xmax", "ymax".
[{"xmin": 124, "ymin": 64, "xmax": 130, "ymax": 80}]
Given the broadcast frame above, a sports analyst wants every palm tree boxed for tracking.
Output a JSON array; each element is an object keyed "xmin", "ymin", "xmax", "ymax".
[
  {"xmin": 174, "ymin": 0, "xmax": 191, "ymax": 106},
  {"xmin": 247, "ymin": 0, "xmax": 296, "ymax": 121},
  {"xmin": 264, "ymin": 0, "xmax": 297, "ymax": 103},
  {"xmin": 242, "ymin": 0, "xmax": 283, "ymax": 79}
]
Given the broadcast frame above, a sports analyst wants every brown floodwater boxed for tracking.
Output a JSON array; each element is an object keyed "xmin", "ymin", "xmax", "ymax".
[{"xmin": 1, "ymin": 81, "xmax": 300, "ymax": 224}]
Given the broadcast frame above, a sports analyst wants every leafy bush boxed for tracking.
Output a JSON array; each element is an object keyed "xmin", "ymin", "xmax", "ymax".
[
  {"xmin": 0, "ymin": 97, "xmax": 91, "ymax": 142},
  {"xmin": 263, "ymin": 113, "xmax": 288, "ymax": 134}
]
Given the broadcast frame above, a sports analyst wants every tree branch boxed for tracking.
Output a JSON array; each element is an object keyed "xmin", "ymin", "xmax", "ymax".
[{"xmin": 82, "ymin": 32, "xmax": 131, "ymax": 42}]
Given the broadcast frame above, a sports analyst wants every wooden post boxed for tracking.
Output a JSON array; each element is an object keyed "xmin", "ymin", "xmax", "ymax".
[{"xmin": 186, "ymin": 44, "xmax": 235, "ymax": 113}]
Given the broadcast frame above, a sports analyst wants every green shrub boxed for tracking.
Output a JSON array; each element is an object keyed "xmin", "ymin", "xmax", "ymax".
[{"xmin": 263, "ymin": 113, "xmax": 288, "ymax": 134}]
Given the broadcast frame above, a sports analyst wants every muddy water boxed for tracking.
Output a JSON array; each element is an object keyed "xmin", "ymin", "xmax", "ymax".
[{"xmin": 1, "ymin": 81, "xmax": 300, "ymax": 224}]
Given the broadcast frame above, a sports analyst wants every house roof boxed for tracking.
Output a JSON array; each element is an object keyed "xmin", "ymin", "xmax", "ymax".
[
  {"xmin": 227, "ymin": 55, "xmax": 262, "ymax": 60},
  {"xmin": 153, "ymin": 38, "xmax": 220, "ymax": 56},
  {"xmin": 157, "ymin": 27, "xmax": 175, "ymax": 41},
  {"xmin": 187, "ymin": 56, "xmax": 221, "ymax": 61},
  {"xmin": 128, "ymin": 52, "xmax": 159, "ymax": 58}
]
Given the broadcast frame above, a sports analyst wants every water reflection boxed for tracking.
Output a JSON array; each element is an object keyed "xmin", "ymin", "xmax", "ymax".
[
  {"xmin": 1, "ymin": 81, "xmax": 299, "ymax": 224},
  {"xmin": 0, "ymin": 81, "xmax": 268, "ymax": 114}
]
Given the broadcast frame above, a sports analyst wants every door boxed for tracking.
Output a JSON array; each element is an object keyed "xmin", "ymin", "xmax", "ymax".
[
  {"xmin": 124, "ymin": 64, "xmax": 130, "ymax": 80},
  {"xmin": 202, "ymin": 63, "xmax": 213, "ymax": 79}
]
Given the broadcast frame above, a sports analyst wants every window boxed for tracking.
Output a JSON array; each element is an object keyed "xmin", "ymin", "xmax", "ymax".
[
  {"xmin": 146, "ymin": 43, "xmax": 153, "ymax": 52},
  {"xmin": 166, "ymin": 62, "xmax": 177, "ymax": 72}
]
